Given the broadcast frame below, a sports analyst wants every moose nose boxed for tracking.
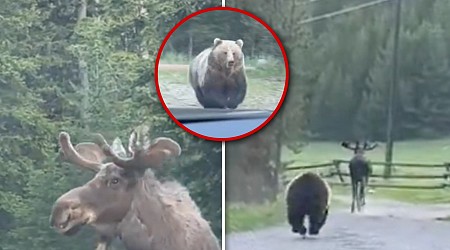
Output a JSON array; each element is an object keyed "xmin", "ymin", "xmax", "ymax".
[{"xmin": 50, "ymin": 199, "xmax": 79, "ymax": 229}]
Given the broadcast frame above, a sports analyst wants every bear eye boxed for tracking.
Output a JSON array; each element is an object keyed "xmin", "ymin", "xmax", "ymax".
[
  {"xmin": 223, "ymin": 51, "xmax": 227, "ymax": 55},
  {"xmin": 233, "ymin": 52, "xmax": 235, "ymax": 55}
]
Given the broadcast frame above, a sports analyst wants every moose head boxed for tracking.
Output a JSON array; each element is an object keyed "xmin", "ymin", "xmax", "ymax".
[{"xmin": 49, "ymin": 129, "xmax": 181, "ymax": 245}]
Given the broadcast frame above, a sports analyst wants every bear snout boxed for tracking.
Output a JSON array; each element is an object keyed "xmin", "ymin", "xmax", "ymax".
[{"xmin": 227, "ymin": 60, "xmax": 235, "ymax": 67}]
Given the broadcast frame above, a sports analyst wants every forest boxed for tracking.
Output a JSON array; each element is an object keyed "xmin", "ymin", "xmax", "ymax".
[
  {"xmin": 0, "ymin": 0, "xmax": 221, "ymax": 249},
  {"xmin": 229, "ymin": 0, "xmax": 450, "ymax": 141},
  {"xmin": 163, "ymin": 9, "xmax": 283, "ymax": 60},
  {"xmin": 226, "ymin": 0, "xmax": 450, "ymax": 203}
]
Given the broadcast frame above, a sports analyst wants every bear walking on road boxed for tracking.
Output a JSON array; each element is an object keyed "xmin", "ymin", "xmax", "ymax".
[
  {"xmin": 188, "ymin": 38, "xmax": 247, "ymax": 109},
  {"xmin": 285, "ymin": 172, "xmax": 331, "ymax": 237}
]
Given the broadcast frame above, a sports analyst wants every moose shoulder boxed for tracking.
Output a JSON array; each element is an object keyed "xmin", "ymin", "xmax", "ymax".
[{"xmin": 50, "ymin": 131, "xmax": 221, "ymax": 250}]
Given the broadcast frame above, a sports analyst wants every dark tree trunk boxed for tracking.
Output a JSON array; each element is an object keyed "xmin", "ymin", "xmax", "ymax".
[{"xmin": 226, "ymin": 126, "xmax": 280, "ymax": 204}]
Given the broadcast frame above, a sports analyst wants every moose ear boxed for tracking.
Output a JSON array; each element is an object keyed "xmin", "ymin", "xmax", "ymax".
[
  {"xmin": 213, "ymin": 38, "xmax": 222, "ymax": 47},
  {"xmin": 236, "ymin": 39, "xmax": 243, "ymax": 48},
  {"xmin": 111, "ymin": 137, "xmax": 127, "ymax": 157},
  {"xmin": 144, "ymin": 137, "xmax": 181, "ymax": 169}
]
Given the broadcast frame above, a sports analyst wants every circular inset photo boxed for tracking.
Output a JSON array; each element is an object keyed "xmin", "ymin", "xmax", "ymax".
[{"xmin": 155, "ymin": 6, "xmax": 289, "ymax": 141}]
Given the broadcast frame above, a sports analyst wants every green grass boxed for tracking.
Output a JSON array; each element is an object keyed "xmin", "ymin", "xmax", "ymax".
[
  {"xmin": 227, "ymin": 139, "xmax": 450, "ymax": 233},
  {"xmin": 226, "ymin": 199, "xmax": 286, "ymax": 233},
  {"xmin": 226, "ymin": 194, "xmax": 347, "ymax": 233},
  {"xmin": 157, "ymin": 53, "xmax": 285, "ymax": 109},
  {"xmin": 282, "ymin": 139, "xmax": 450, "ymax": 204},
  {"xmin": 158, "ymin": 52, "xmax": 285, "ymax": 81},
  {"xmin": 160, "ymin": 52, "xmax": 286, "ymax": 78}
]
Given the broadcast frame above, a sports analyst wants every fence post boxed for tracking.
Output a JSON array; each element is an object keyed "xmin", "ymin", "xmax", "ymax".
[
  {"xmin": 444, "ymin": 162, "xmax": 450, "ymax": 188},
  {"xmin": 333, "ymin": 160, "xmax": 345, "ymax": 183}
]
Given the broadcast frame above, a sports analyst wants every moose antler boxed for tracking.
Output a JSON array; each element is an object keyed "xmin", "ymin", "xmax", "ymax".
[
  {"xmin": 58, "ymin": 132, "xmax": 102, "ymax": 172},
  {"xmin": 341, "ymin": 141, "xmax": 358, "ymax": 151},
  {"xmin": 363, "ymin": 141, "xmax": 378, "ymax": 151},
  {"xmin": 342, "ymin": 140, "xmax": 378, "ymax": 154},
  {"xmin": 93, "ymin": 130, "xmax": 181, "ymax": 170}
]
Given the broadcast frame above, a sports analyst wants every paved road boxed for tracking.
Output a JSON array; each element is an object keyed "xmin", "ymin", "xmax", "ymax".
[{"xmin": 226, "ymin": 201, "xmax": 450, "ymax": 250}]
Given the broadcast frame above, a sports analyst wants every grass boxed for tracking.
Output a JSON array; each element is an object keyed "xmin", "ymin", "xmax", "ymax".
[
  {"xmin": 226, "ymin": 194, "xmax": 347, "ymax": 233},
  {"xmin": 226, "ymin": 199, "xmax": 286, "ymax": 233},
  {"xmin": 283, "ymin": 139, "xmax": 450, "ymax": 204},
  {"xmin": 157, "ymin": 52, "xmax": 286, "ymax": 109},
  {"xmin": 227, "ymin": 138, "xmax": 450, "ymax": 233},
  {"xmin": 158, "ymin": 52, "xmax": 286, "ymax": 82}
]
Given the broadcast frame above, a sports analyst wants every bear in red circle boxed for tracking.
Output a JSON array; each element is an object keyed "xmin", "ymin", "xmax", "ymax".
[{"xmin": 188, "ymin": 38, "xmax": 247, "ymax": 109}]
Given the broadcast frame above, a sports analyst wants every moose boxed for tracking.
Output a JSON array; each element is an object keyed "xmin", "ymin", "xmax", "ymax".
[
  {"xmin": 341, "ymin": 140, "xmax": 378, "ymax": 213},
  {"xmin": 49, "ymin": 129, "xmax": 221, "ymax": 250}
]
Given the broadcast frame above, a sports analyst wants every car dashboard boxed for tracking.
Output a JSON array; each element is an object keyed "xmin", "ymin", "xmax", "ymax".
[{"xmin": 169, "ymin": 107, "xmax": 273, "ymax": 138}]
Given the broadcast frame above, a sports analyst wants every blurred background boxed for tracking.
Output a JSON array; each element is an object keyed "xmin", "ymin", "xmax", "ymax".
[{"xmin": 0, "ymin": 0, "xmax": 222, "ymax": 249}]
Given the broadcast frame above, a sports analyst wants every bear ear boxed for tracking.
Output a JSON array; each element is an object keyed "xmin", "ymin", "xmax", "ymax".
[
  {"xmin": 213, "ymin": 38, "xmax": 222, "ymax": 46},
  {"xmin": 236, "ymin": 39, "xmax": 244, "ymax": 48}
]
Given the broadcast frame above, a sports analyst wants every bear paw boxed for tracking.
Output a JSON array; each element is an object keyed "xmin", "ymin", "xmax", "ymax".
[{"xmin": 299, "ymin": 226, "xmax": 307, "ymax": 236}]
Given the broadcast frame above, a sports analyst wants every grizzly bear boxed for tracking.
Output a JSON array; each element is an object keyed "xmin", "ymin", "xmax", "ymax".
[
  {"xmin": 285, "ymin": 172, "xmax": 331, "ymax": 237},
  {"xmin": 188, "ymin": 38, "xmax": 247, "ymax": 109}
]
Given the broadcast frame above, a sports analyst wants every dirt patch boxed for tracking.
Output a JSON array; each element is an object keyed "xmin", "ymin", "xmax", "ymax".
[{"xmin": 158, "ymin": 64, "xmax": 189, "ymax": 73}]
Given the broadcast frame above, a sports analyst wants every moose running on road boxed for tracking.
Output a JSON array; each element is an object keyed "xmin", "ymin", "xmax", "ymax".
[{"xmin": 341, "ymin": 140, "xmax": 377, "ymax": 213}]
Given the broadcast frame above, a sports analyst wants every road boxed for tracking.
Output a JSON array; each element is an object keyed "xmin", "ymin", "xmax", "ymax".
[
  {"xmin": 157, "ymin": 64, "xmax": 285, "ymax": 110},
  {"xmin": 226, "ymin": 200, "xmax": 450, "ymax": 250}
]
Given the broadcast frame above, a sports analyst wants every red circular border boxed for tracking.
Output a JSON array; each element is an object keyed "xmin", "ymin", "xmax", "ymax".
[{"xmin": 154, "ymin": 6, "xmax": 290, "ymax": 142}]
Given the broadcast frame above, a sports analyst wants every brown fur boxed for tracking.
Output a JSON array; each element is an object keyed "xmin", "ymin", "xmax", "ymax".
[
  {"xmin": 50, "ymin": 130, "xmax": 220, "ymax": 250},
  {"xmin": 189, "ymin": 38, "xmax": 247, "ymax": 109}
]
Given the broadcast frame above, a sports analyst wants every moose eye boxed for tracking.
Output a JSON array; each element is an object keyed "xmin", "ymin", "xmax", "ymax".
[{"xmin": 111, "ymin": 178, "xmax": 120, "ymax": 185}]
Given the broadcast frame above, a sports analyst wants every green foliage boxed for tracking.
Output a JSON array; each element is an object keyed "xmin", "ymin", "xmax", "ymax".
[
  {"xmin": 0, "ymin": 0, "xmax": 221, "ymax": 249},
  {"xmin": 305, "ymin": 0, "xmax": 450, "ymax": 140},
  {"xmin": 163, "ymin": 9, "xmax": 283, "ymax": 59}
]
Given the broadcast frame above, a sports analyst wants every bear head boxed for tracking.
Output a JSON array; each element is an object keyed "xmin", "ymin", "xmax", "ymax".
[{"xmin": 211, "ymin": 38, "xmax": 244, "ymax": 70}]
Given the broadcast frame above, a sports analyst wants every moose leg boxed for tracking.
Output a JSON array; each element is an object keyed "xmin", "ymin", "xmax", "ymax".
[
  {"xmin": 351, "ymin": 181, "xmax": 357, "ymax": 213},
  {"xmin": 360, "ymin": 179, "xmax": 366, "ymax": 206},
  {"xmin": 95, "ymin": 235, "xmax": 112, "ymax": 250}
]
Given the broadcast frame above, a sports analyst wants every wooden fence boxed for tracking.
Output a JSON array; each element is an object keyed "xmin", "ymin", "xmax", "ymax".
[{"xmin": 282, "ymin": 160, "xmax": 450, "ymax": 190}]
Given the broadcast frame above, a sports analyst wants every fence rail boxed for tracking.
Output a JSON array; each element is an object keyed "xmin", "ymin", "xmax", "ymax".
[
  {"xmin": 327, "ymin": 182, "xmax": 448, "ymax": 190},
  {"xmin": 283, "ymin": 159, "xmax": 450, "ymax": 190},
  {"xmin": 335, "ymin": 159, "xmax": 450, "ymax": 168}
]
